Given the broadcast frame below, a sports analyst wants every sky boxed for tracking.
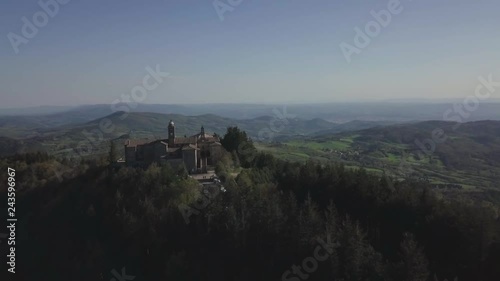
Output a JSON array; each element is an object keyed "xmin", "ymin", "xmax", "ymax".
[{"xmin": 1, "ymin": 0, "xmax": 500, "ymax": 108}]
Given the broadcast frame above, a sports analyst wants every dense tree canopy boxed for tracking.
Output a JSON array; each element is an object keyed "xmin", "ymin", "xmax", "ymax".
[
  {"xmin": 1, "ymin": 128, "xmax": 499, "ymax": 280},
  {"xmin": 221, "ymin": 126, "xmax": 257, "ymax": 167}
]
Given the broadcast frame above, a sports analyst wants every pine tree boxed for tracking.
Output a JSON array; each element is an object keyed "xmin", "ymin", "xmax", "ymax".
[
  {"xmin": 108, "ymin": 140, "xmax": 117, "ymax": 165},
  {"xmin": 400, "ymin": 233, "xmax": 430, "ymax": 281}
]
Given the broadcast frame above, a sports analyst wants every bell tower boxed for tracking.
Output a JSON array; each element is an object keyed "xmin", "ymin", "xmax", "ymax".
[{"xmin": 168, "ymin": 120, "xmax": 175, "ymax": 146}]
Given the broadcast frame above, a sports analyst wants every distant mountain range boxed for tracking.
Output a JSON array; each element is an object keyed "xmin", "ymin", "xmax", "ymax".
[
  {"xmin": 0, "ymin": 111, "xmax": 340, "ymax": 157},
  {"xmin": 2, "ymin": 102, "xmax": 500, "ymax": 123},
  {"xmin": 2, "ymin": 107, "xmax": 500, "ymax": 181}
]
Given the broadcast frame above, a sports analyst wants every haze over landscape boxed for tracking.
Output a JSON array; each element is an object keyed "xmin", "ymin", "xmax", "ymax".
[
  {"xmin": 2, "ymin": 0, "xmax": 500, "ymax": 106},
  {"xmin": 2, "ymin": 1, "xmax": 500, "ymax": 281}
]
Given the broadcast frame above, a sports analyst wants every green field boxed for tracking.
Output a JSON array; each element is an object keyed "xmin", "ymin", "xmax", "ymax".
[
  {"xmin": 255, "ymin": 127, "xmax": 500, "ymax": 190},
  {"xmin": 286, "ymin": 139, "xmax": 352, "ymax": 150}
]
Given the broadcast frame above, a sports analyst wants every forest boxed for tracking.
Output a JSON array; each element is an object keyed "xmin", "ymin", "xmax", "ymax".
[{"xmin": 0, "ymin": 127, "xmax": 499, "ymax": 281}]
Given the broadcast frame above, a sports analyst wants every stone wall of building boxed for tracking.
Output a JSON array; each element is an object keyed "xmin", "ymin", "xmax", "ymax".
[
  {"xmin": 182, "ymin": 149, "xmax": 197, "ymax": 173},
  {"xmin": 124, "ymin": 122, "xmax": 223, "ymax": 173}
]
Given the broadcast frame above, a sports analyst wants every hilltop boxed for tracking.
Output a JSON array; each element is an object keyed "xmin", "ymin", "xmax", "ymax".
[
  {"xmin": 0, "ymin": 111, "xmax": 340, "ymax": 157},
  {"xmin": 3, "ymin": 109, "xmax": 500, "ymax": 189},
  {"xmin": 257, "ymin": 120, "xmax": 500, "ymax": 189}
]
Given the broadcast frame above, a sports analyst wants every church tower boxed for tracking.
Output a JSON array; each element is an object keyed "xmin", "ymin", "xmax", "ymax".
[{"xmin": 168, "ymin": 120, "xmax": 175, "ymax": 146}]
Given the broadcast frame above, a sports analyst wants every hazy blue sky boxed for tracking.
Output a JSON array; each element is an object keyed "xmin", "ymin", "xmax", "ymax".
[{"xmin": 1, "ymin": 0, "xmax": 500, "ymax": 107}]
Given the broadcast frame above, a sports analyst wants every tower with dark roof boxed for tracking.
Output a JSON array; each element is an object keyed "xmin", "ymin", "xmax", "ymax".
[
  {"xmin": 201, "ymin": 125, "xmax": 205, "ymax": 140},
  {"xmin": 168, "ymin": 120, "xmax": 175, "ymax": 146},
  {"xmin": 124, "ymin": 119, "xmax": 222, "ymax": 173}
]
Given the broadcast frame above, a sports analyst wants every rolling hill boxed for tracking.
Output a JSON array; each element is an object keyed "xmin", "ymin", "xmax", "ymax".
[
  {"xmin": 0, "ymin": 111, "xmax": 338, "ymax": 157},
  {"xmin": 256, "ymin": 120, "xmax": 500, "ymax": 189},
  {"xmin": 3, "ymin": 102, "xmax": 500, "ymax": 139},
  {"xmin": 3, "ymin": 109, "xmax": 500, "ymax": 190}
]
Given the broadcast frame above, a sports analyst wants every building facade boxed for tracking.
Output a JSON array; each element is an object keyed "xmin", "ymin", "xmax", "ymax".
[{"xmin": 124, "ymin": 120, "xmax": 222, "ymax": 173}]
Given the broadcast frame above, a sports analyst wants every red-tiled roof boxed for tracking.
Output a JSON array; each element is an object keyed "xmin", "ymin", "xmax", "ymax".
[
  {"xmin": 174, "ymin": 137, "xmax": 197, "ymax": 144},
  {"xmin": 125, "ymin": 133, "xmax": 220, "ymax": 148},
  {"xmin": 124, "ymin": 139, "xmax": 168, "ymax": 147},
  {"xmin": 124, "ymin": 139, "xmax": 152, "ymax": 147}
]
